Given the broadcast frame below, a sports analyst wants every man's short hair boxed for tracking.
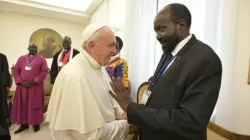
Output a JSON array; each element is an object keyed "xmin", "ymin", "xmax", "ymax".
[
  {"xmin": 64, "ymin": 36, "xmax": 72, "ymax": 43},
  {"xmin": 169, "ymin": 3, "xmax": 192, "ymax": 28}
]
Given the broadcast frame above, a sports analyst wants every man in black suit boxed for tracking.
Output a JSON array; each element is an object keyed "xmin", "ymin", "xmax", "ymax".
[
  {"xmin": 50, "ymin": 36, "xmax": 79, "ymax": 84},
  {"xmin": 110, "ymin": 3, "xmax": 222, "ymax": 140}
]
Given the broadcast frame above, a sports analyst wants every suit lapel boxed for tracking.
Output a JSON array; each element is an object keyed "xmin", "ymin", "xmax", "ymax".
[{"xmin": 146, "ymin": 35, "xmax": 198, "ymax": 106}]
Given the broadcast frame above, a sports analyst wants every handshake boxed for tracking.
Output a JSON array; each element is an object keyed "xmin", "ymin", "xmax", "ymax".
[{"xmin": 122, "ymin": 112, "xmax": 140, "ymax": 140}]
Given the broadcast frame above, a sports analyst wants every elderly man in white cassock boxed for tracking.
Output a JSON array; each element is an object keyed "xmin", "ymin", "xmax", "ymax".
[{"xmin": 45, "ymin": 23, "xmax": 129, "ymax": 140}]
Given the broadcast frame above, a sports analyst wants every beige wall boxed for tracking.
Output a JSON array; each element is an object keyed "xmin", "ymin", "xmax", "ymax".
[
  {"xmin": 0, "ymin": 12, "xmax": 85, "ymax": 67},
  {"xmin": 215, "ymin": 0, "xmax": 250, "ymax": 135},
  {"xmin": 231, "ymin": 0, "xmax": 250, "ymax": 134},
  {"xmin": 0, "ymin": 11, "xmax": 86, "ymax": 90},
  {"xmin": 90, "ymin": 0, "xmax": 126, "ymax": 57}
]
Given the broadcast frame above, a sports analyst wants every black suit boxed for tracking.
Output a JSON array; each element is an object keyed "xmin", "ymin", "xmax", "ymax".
[
  {"xmin": 0, "ymin": 53, "xmax": 10, "ymax": 88},
  {"xmin": 0, "ymin": 53, "xmax": 10, "ymax": 140},
  {"xmin": 50, "ymin": 48, "xmax": 80, "ymax": 84},
  {"xmin": 127, "ymin": 35, "xmax": 222, "ymax": 140}
]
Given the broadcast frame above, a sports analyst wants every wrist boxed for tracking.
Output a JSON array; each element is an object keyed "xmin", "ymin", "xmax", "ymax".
[
  {"xmin": 5, "ymin": 86, "xmax": 10, "ymax": 92},
  {"xmin": 125, "ymin": 102, "xmax": 132, "ymax": 113}
]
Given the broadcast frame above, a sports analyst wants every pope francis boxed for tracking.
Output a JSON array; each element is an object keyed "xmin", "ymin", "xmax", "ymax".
[{"xmin": 45, "ymin": 23, "xmax": 129, "ymax": 140}]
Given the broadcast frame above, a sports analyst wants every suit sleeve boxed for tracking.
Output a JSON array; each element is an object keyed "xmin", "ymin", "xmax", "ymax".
[
  {"xmin": 50, "ymin": 52, "xmax": 60, "ymax": 84},
  {"xmin": 127, "ymin": 55, "xmax": 222, "ymax": 139}
]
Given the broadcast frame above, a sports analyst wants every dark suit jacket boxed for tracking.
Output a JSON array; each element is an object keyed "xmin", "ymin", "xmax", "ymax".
[
  {"xmin": 0, "ymin": 53, "xmax": 10, "ymax": 139},
  {"xmin": 127, "ymin": 35, "xmax": 222, "ymax": 140},
  {"xmin": 0, "ymin": 53, "xmax": 10, "ymax": 88},
  {"xmin": 50, "ymin": 48, "xmax": 80, "ymax": 84}
]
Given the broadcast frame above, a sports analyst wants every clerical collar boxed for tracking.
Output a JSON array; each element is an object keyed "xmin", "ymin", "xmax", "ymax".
[
  {"xmin": 28, "ymin": 54, "xmax": 37, "ymax": 57},
  {"xmin": 64, "ymin": 47, "xmax": 71, "ymax": 52},
  {"xmin": 171, "ymin": 34, "xmax": 192, "ymax": 56},
  {"xmin": 82, "ymin": 50, "xmax": 102, "ymax": 70}
]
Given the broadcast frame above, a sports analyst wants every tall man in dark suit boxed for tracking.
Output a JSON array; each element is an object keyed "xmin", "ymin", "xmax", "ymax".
[
  {"xmin": 50, "ymin": 36, "xmax": 79, "ymax": 84},
  {"xmin": 110, "ymin": 3, "xmax": 222, "ymax": 140}
]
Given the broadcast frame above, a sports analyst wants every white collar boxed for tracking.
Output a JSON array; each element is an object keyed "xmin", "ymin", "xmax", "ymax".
[
  {"xmin": 82, "ymin": 49, "xmax": 102, "ymax": 70},
  {"xmin": 171, "ymin": 34, "xmax": 192, "ymax": 56}
]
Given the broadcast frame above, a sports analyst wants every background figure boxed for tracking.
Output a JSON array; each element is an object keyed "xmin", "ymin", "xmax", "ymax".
[
  {"xmin": 11, "ymin": 43, "xmax": 49, "ymax": 134},
  {"xmin": 105, "ymin": 36, "xmax": 129, "ymax": 89},
  {"xmin": 0, "ymin": 53, "xmax": 11, "ymax": 140},
  {"xmin": 39, "ymin": 35, "xmax": 62, "ymax": 58},
  {"xmin": 50, "ymin": 36, "xmax": 79, "ymax": 84}
]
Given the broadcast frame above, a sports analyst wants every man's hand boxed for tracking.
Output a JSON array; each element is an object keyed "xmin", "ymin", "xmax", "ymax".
[
  {"xmin": 18, "ymin": 82, "xmax": 28, "ymax": 86},
  {"xmin": 5, "ymin": 86, "xmax": 10, "ymax": 93},
  {"xmin": 122, "ymin": 112, "xmax": 127, "ymax": 120},
  {"xmin": 109, "ymin": 78, "xmax": 132, "ymax": 113},
  {"xmin": 26, "ymin": 81, "xmax": 37, "ymax": 87},
  {"xmin": 129, "ymin": 124, "xmax": 139, "ymax": 134},
  {"xmin": 18, "ymin": 81, "xmax": 37, "ymax": 87}
]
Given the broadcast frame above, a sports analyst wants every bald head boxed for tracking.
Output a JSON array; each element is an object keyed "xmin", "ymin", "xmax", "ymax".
[
  {"xmin": 158, "ymin": 3, "xmax": 191, "ymax": 28},
  {"xmin": 82, "ymin": 24, "xmax": 116, "ymax": 66},
  {"xmin": 28, "ymin": 43, "xmax": 38, "ymax": 55}
]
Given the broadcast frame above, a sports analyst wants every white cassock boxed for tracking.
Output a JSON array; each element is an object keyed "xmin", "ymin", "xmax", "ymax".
[{"xmin": 45, "ymin": 49, "xmax": 129, "ymax": 140}]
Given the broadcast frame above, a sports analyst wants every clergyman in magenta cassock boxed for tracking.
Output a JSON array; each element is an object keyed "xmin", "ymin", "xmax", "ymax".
[{"xmin": 10, "ymin": 43, "xmax": 49, "ymax": 134}]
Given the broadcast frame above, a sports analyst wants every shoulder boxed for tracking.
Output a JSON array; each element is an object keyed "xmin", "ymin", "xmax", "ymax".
[
  {"xmin": 51, "ymin": 50, "xmax": 62, "ymax": 60},
  {"xmin": 35, "ymin": 55, "xmax": 47, "ymax": 64},
  {"xmin": 189, "ymin": 39, "xmax": 220, "ymax": 63},
  {"xmin": 198, "ymin": 41, "xmax": 221, "ymax": 64},
  {"xmin": 187, "ymin": 40, "xmax": 222, "ymax": 74},
  {"xmin": 38, "ymin": 55, "xmax": 47, "ymax": 60},
  {"xmin": 60, "ymin": 55, "xmax": 85, "ymax": 73},
  {"xmin": 120, "ymin": 58, "xmax": 127, "ymax": 64},
  {"xmin": 0, "ymin": 53, "xmax": 6, "ymax": 58},
  {"xmin": 0, "ymin": 53, "xmax": 8, "ymax": 61},
  {"xmin": 55, "ymin": 50, "xmax": 62, "ymax": 56},
  {"xmin": 14, "ymin": 55, "xmax": 26, "ymax": 64},
  {"xmin": 18, "ymin": 55, "xmax": 26, "ymax": 60},
  {"xmin": 58, "ymin": 65, "xmax": 85, "ymax": 84},
  {"xmin": 117, "ymin": 58, "xmax": 128, "ymax": 67},
  {"xmin": 73, "ymin": 48, "xmax": 80, "ymax": 54}
]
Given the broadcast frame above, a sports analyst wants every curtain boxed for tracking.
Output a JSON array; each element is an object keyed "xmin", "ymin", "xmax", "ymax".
[
  {"xmin": 122, "ymin": 0, "xmax": 158, "ymax": 101},
  {"xmin": 215, "ymin": 0, "xmax": 239, "ymax": 134}
]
